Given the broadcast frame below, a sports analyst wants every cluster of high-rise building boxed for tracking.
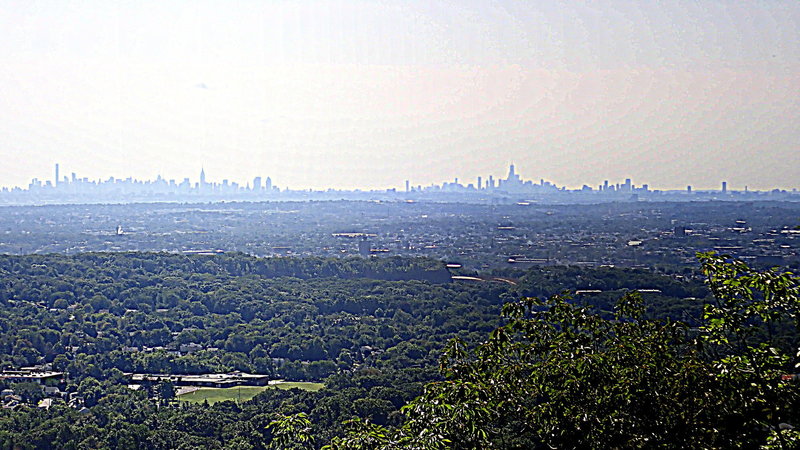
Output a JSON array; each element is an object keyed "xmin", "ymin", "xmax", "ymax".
[
  {"xmin": 0, "ymin": 163, "xmax": 796, "ymax": 205},
  {"xmin": 11, "ymin": 165, "xmax": 278, "ymax": 198},
  {"xmin": 409, "ymin": 164, "xmax": 560, "ymax": 194},
  {"xmin": 405, "ymin": 164, "xmax": 770, "ymax": 199}
]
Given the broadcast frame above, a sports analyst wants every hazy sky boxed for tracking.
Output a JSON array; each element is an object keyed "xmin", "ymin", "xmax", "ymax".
[{"xmin": 1, "ymin": 1, "xmax": 798, "ymax": 191}]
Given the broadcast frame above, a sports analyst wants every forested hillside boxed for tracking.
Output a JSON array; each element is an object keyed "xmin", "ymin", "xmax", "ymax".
[{"xmin": 0, "ymin": 253, "xmax": 734, "ymax": 448}]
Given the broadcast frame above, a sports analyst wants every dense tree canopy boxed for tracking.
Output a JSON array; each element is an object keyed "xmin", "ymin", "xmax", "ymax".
[
  {"xmin": 3, "ymin": 252, "xmax": 790, "ymax": 448},
  {"xmin": 327, "ymin": 253, "xmax": 800, "ymax": 448}
]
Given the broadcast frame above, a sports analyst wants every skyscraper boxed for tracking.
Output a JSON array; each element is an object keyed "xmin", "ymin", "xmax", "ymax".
[
  {"xmin": 501, "ymin": 164, "xmax": 523, "ymax": 191},
  {"xmin": 200, "ymin": 168, "xmax": 206, "ymax": 185},
  {"xmin": 55, "ymin": 164, "xmax": 59, "ymax": 187}
]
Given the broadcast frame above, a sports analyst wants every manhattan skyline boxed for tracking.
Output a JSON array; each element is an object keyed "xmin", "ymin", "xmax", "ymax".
[{"xmin": 3, "ymin": 162, "xmax": 795, "ymax": 205}]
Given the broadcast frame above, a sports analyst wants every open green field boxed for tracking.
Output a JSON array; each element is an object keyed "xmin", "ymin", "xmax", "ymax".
[{"xmin": 177, "ymin": 382, "xmax": 324, "ymax": 404}]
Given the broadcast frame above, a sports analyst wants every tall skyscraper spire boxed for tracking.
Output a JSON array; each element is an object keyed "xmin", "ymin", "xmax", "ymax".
[{"xmin": 200, "ymin": 167, "xmax": 206, "ymax": 185}]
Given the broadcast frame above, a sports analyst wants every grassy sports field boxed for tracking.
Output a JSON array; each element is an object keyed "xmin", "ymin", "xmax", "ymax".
[{"xmin": 177, "ymin": 382, "xmax": 324, "ymax": 404}]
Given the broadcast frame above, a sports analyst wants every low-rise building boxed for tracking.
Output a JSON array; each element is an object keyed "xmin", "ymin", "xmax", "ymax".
[
  {"xmin": 127, "ymin": 372, "xmax": 270, "ymax": 388},
  {"xmin": 0, "ymin": 370, "xmax": 64, "ymax": 385}
]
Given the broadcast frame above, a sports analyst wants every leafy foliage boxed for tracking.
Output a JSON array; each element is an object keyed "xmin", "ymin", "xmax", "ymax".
[
  {"xmin": 330, "ymin": 253, "xmax": 800, "ymax": 448},
  {"xmin": 267, "ymin": 413, "xmax": 315, "ymax": 450},
  {"xmin": 3, "ymin": 252, "xmax": 786, "ymax": 448}
]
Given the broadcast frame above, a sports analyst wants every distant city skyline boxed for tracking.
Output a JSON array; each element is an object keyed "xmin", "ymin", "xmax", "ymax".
[
  {"xmin": 1, "ymin": 1, "xmax": 798, "ymax": 191},
  {"xmin": 4, "ymin": 162, "xmax": 795, "ymax": 198}
]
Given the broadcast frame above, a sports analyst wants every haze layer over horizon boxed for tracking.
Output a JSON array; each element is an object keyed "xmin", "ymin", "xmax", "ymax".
[{"xmin": 1, "ymin": 1, "xmax": 798, "ymax": 191}]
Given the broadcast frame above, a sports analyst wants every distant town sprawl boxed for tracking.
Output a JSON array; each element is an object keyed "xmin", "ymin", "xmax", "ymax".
[
  {"xmin": 0, "ymin": 200, "xmax": 796, "ymax": 272},
  {"xmin": 1, "ymin": 164, "xmax": 797, "ymax": 205}
]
